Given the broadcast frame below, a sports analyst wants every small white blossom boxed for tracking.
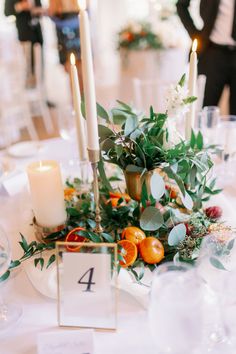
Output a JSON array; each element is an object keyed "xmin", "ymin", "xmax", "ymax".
[{"xmin": 165, "ymin": 83, "xmax": 190, "ymax": 117}]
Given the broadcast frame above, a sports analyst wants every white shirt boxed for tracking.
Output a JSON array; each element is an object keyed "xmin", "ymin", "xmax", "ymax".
[{"xmin": 210, "ymin": 0, "xmax": 236, "ymax": 45}]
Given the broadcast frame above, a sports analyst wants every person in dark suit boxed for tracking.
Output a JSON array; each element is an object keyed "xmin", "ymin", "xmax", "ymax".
[
  {"xmin": 4, "ymin": 0, "xmax": 43, "ymax": 45},
  {"xmin": 177, "ymin": 0, "xmax": 236, "ymax": 114}
]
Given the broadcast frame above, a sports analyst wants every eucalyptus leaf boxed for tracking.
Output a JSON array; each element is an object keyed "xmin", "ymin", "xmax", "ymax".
[
  {"xmin": 140, "ymin": 206, "xmax": 164, "ymax": 231},
  {"xmin": 180, "ymin": 191, "xmax": 193, "ymax": 210},
  {"xmin": 210, "ymin": 257, "xmax": 227, "ymax": 271},
  {"xmin": 124, "ymin": 115, "xmax": 138, "ymax": 136},
  {"xmin": 98, "ymin": 125, "xmax": 114, "ymax": 142},
  {"xmin": 168, "ymin": 223, "xmax": 186, "ymax": 246},
  {"xmin": 150, "ymin": 173, "xmax": 165, "ymax": 201},
  {"xmin": 101, "ymin": 232, "xmax": 114, "ymax": 243}
]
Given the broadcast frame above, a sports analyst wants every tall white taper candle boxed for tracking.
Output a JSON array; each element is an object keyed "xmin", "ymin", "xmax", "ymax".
[
  {"xmin": 70, "ymin": 53, "xmax": 87, "ymax": 161},
  {"xmin": 185, "ymin": 39, "xmax": 198, "ymax": 140},
  {"xmin": 79, "ymin": 2, "xmax": 99, "ymax": 153}
]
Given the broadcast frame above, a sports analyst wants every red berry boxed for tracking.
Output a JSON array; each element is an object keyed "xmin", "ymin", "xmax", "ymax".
[
  {"xmin": 205, "ymin": 206, "xmax": 222, "ymax": 219},
  {"xmin": 185, "ymin": 223, "xmax": 191, "ymax": 235}
]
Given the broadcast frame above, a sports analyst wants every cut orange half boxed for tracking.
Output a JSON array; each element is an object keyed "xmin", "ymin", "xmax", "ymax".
[
  {"xmin": 65, "ymin": 227, "xmax": 86, "ymax": 252},
  {"xmin": 117, "ymin": 239, "xmax": 137, "ymax": 268}
]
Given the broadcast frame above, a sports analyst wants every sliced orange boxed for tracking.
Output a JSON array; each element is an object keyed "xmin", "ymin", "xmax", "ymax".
[
  {"xmin": 65, "ymin": 227, "xmax": 86, "ymax": 252},
  {"xmin": 109, "ymin": 191, "xmax": 131, "ymax": 202},
  {"xmin": 117, "ymin": 239, "xmax": 137, "ymax": 268}
]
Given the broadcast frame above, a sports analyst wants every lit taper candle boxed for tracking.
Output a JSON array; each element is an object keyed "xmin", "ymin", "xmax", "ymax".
[
  {"xmin": 185, "ymin": 39, "xmax": 198, "ymax": 140},
  {"xmin": 70, "ymin": 53, "xmax": 87, "ymax": 161},
  {"xmin": 79, "ymin": 0, "xmax": 100, "ymax": 155}
]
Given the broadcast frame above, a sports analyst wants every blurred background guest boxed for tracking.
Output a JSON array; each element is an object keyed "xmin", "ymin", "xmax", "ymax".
[
  {"xmin": 177, "ymin": 0, "xmax": 236, "ymax": 114},
  {"xmin": 4, "ymin": 0, "xmax": 44, "ymax": 87},
  {"xmin": 48, "ymin": 0, "xmax": 83, "ymax": 92}
]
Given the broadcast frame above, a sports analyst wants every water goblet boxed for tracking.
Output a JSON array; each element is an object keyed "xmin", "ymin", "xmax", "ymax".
[
  {"xmin": 0, "ymin": 226, "xmax": 22, "ymax": 332},
  {"xmin": 148, "ymin": 262, "xmax": 215, "ymax": 354}
]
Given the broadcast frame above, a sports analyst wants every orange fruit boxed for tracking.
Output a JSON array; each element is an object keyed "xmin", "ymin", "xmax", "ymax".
[
  {"xmin": 65, "ymin": 227, "xmax": 86, "ymax": 252},
  {"xmin": 122, "ymin": 226, "xmax": 146, "ymax": 247},
  {"xmin": 109, "ymin": 191, "xmax": 131, "ymax": 202},
  {"xmin": 139, "ymin": 237, "xmax": 164, "ymax": 264},
  {"xmin": 106, "ymin": 197, "xmax": 126, "ymax": 208},
  {"xmin": 64, "ymin": 187, "xmax": 76, "ymax": 201},
  {"xmin": 117, "ymin": 239, "xmax": 137, "ymax": 268}
]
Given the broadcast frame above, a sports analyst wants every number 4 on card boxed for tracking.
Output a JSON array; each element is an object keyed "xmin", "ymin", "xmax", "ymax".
[{"xmin": 78, "ymin": 267, "xmax": 96, "ymax": 292}]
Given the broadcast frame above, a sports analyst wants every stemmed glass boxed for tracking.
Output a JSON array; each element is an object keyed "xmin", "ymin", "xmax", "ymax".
[
  {"xmin": 214, "ymin": 115, "xmax": 236, "ymax": 186},
  {"xmin": 148, "ymin": 262, "xmax": 217, "ymax": 354},
  {"xmin": 197, "ymin": 106, "xmax": 220, "ymax": 144},
  {"xmin": 0, "ymin": 226, "xmax": 22, "ymax": 332},
  {"xmin": 197, "ymin": 231, "xmax": 236, "ymax": 352},
  {"xmin": 57, "ymin": 105, "xmax": 91, "ymax": 187}
]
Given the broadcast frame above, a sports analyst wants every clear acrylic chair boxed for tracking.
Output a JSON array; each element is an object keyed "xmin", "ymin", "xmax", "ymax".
[{"xmin": 23, "ymin": 43, "xmax": 54, "ymax": 134}]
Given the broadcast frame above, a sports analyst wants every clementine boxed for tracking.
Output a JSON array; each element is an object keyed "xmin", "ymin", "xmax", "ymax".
[
  {"xmin": 122, "ymin": 226, "xmax": 146, "ymax": 247},
  {"xmin": 117, "ymin": 239, "xmax": 137, "ymax": 268},
  {"xmin": 109, "ymin": 191, "xmax": 131, "ymax": 202},
  {"xmin": 106, "ymin": 197, "xmax": 126, "ymax": 208},
  {"xmin": 65, "ymin": 227, "xmax": 86, "ymax": 252},
  {"xmin": 139, "ymin": 237, "xmax": 164, "ymax": 264}
]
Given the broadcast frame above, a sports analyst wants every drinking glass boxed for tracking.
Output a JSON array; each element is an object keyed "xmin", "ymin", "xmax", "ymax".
[
  {"xmin": 198, "ymin": 106, "xmax": 220, "ymax": 144},
  {"xmin": 214, "ymin": 115, "xmax": 236, "ymax": 185},
  {"xmin": 197, "ymin": 232, "xmax": 236, "ymax": 351},
  {"xmin": 0, "ymin": 226, "xmax": 22, "ymax": 331},
  {"xmin": 148, "ymin": 262, "xmax": 216, "ymax": 353}
]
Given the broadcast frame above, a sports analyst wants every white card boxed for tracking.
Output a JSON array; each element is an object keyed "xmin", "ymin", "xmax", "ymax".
[
  {"xmin": 59, "ymin": 252, "xmax": 116, "ymax": 328},
  {"xmin": 2, "ymin": 172, "xmax": 27, "ymax": 196},
  {"xmin": 37, "ymin": 329, "xmax": 94, "ymax": 354}
]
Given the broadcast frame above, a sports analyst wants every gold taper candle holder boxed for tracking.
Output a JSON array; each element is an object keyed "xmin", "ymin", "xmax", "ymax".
[{"xmin": 88, "ymin": 149, "xmax": 103, "ymax": 234}]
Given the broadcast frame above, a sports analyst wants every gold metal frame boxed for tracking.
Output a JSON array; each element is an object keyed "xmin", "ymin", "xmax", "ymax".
[{"xmin": 56, "ymin": 241, "xmax": 118, "ymax": 331}]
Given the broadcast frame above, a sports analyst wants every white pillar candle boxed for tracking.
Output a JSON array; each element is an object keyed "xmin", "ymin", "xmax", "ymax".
[
  {"xmin": 70, "ymin": 53, "xmax": 88, "ymax": 161},
  {"xmin": 79, "ymin": 2, "xmax": 100, "ymax": 152},
  {"xmin": 185, "ymin": 39, "xmax": 198, "ymax": 140},
  {"xmin": 27, "ymin": 160, "xmax": 67, "ymax": 228}
]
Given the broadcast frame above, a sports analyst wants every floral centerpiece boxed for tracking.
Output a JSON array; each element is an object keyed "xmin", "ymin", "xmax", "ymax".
[
  {"xmin": 117, "ymin": 22, "xmax": 163, "ymax": 51},
  {"xmin": 1, "ymin": 76, "xmax": 232, "ymax": 283}
]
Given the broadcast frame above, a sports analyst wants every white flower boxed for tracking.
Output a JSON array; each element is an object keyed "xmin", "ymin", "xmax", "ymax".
[{"xmin": 165, "ymin": 84, "xmax": 190, "ymax": 117}]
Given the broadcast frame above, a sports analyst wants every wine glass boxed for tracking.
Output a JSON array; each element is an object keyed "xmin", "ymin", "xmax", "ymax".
[
  {"xmin": 148, "ymin": 262, "xmax": 217, "ymax": 354},
  {"xmin": 197, "ymin": 231, "xmax": 236, "ymax": 351},
  {"xmin": 0, "ymin": 226, "xmax": 22, "ymax": 331},
  {"xmin": 214, "ymin": 115, "xmax": 236, "ymax": 186},
  {"xmin": 197, "ymin": 106, "xmax": 220, "ymax": 144}
]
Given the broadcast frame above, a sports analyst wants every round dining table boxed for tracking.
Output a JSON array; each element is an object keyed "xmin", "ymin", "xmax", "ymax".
[{"xmin": 1, "ymin": 137, "xmax": 236, "ymax": 354}]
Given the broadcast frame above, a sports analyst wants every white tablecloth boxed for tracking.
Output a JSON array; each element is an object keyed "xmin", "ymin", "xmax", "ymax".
[{"xmin": 0, "ymin": 137, "xmax": 236, "ymax": 354}]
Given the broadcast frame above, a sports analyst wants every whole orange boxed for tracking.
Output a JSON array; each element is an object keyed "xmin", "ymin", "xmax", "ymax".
[
  {"xmin": 139, "ymin": 237, "xmax": 164, "ymax": 264},
  {"xmin": 122, "ymin": 226, "xmax": 146, "ymax": 247}
]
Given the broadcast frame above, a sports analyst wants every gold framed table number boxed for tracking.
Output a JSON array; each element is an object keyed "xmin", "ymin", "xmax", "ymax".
[{"xmin": 56, "ymin": 242, "xmax": 118, "ymax": 330}]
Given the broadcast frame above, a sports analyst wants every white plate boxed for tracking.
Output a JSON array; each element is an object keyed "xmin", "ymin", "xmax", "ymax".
[{"xmin": 7, "ymin": 141, "xmax": 42, "ymax": 158}]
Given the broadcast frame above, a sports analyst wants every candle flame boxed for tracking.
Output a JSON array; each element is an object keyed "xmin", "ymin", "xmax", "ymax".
[
  {"xmin": 70, "ymin": 53, "xmax": 76, "ymax": 66},
  {"xmin": 192, "ymin": 39, "xmax": 198, "ymax": 52},
  {"xmin": 39, "ymin": 161, "xmax": 42, "ymax": 169},
  {"xmin": 78, "ymin": 0, "xmax": 86, "ymax": 10}
]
